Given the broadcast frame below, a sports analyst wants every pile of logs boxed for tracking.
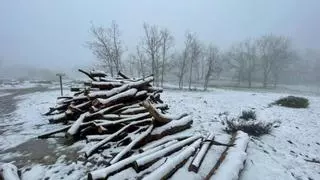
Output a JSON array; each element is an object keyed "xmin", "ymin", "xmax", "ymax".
[
  {"xmin": 40, "ymin": 69, "xmax": 213, "ymax": 179},
  {"xmin": 38, "ymin": 69, "xmax": 249, "ymax": 180}
]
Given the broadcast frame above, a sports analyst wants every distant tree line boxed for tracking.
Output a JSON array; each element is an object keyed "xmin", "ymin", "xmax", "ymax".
[{"xmin": 87, "ymin": 21, "xmax": 320, "ymax": 90}]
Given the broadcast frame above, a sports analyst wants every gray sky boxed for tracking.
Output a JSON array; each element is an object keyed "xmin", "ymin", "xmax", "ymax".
[{"xmin": 0, "ymin": 0, "xmax": 319, "ymax": 70}]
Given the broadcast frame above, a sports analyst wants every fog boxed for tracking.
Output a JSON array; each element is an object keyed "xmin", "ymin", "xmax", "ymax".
[{"xmin": 0, "ymin": 0, "xmax": 319, "ymax": 85}]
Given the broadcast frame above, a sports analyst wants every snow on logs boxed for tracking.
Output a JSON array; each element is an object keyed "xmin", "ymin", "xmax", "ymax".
[
  {"xmin": 42, "ymin": 70, "xmax": 203, "ymax": 179},
  {"xmin": 0, "ymin": 163, "xmax": 20, "ymax": 180},
  {"xmin": 205, "ymin": 131, "xmax": 249, "ymax": 180}
]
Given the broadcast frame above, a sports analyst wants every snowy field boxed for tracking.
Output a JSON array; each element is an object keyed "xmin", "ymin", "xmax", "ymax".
[{"xmin": 0, "ymin": 87, "xmax": 320, "ymax": 180}]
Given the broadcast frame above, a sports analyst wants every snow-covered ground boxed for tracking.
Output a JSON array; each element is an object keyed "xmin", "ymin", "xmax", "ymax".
[{"xmin": 0, "ymin": 87, "xmax": 319, "ymax": 180}]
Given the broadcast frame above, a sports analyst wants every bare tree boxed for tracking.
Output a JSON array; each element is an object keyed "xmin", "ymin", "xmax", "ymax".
[
  {"xmin": 226, "ymin": 43, "xmax": 246, "ymax": 85},
  {"xmin": 142, "ymin": 23, "xmax": 163, "ymax": 86},
  {"xmin": 243, "ymin": 39, "xmax": 258, "ymax": 88},
  {"xmin": 257, "ymin": 34, "xmax": 293, "ymax": 87},
  {"xmin": 160, "ymin": 28, "xmax": 174, "ymax": 87},
  {"xmin": 187, "ymin": 32, "xmax": 202, "ymax": 90},
  {"xmin": 176, "ymin": 33, "xmax": 193, "ymax": 89},
  {"xmin": 203, "ymin": 45, "xmax": 219, "ymax": 90},
  {"xmin": 87, "ymin": 21, "xmax": 123, "ymax": 76}
]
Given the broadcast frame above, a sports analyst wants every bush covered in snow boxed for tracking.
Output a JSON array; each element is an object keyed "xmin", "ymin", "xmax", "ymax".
[
  {"xmin": 273, "ymin": 96, "xmax": 309, "ymax": 108},
  {"xmin": 224, "ymin": 118, "xmax": 274, "ymax": 136},
  {"xmin": 239, "ymin": 110, "xmax": 256, "ymax": 120},
  {"xmin": 222, "ymin": 110, "xmax": 274, "ymax": 136}
]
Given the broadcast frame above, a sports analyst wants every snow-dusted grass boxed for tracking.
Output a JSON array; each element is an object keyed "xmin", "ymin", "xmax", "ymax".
[{"xmin": 0, "ymin": 87, "xmax": 320, "ymax": 179}]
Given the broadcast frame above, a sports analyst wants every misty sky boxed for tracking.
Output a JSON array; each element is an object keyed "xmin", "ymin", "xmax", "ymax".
[{"xmin": 0, "ymin": 0, "xmax": 319, "ymax": 70}]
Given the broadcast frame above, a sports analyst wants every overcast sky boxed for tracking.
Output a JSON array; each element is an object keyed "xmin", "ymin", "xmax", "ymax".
[{"xmin": 0, "ymin": 0, "xmax": 319, "ymax": 70}]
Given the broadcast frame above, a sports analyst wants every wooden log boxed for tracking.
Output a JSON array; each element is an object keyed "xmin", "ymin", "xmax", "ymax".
[
  {"xmin": 93, "ymin": 88, "xmax": 138, "ymax": 106},
  {"xmin": 0, "ymin": 163, "xmax": 20, "ymax": 180},
  {"xmin": 117, "ymin": 71, "xmax": 130, "ymax": 79},
  {"xmin": 43, "ymin": 103, "xmax": 68, "ymax": 116},
  {"xmin": 148, "ymin": 115, "xmax": 193, "ymax": 141},
  {"xmin": 48, "ymin": 109, "xmax": 73, "ymax": 123},
  {"xmin": 87, "ymin": 84, "xmax": 129, "ymax": 99},
  {"xmin": 78, "ymin": 69, "xmax": 97, "ymax": 81},
  {"xmin": 88, "ymin": 137, "xmax": 172, "ymax": 180},
  {"xmin": 89, "ymin": 81, "xmax": 123, "ymax": 90},
  {"xmin": 93, "ymin": 113, "xmax": 151, "ymax": 127},
  {"xmin": 110, "ymin": 124, "xmax": 154, "ymax": 164},
  {"xmin": 188, "ymin": 133, "xmax": 215, "ymax": 173},
  {"xmin": 204, "ymin": 132, "xmax": 238, "ymax": 180},
  {"xmin": 66, "ymin": 112, "xmax": 90, "ymax": 139},
  {"xmin": 139, "ymin": 134, "xmax": 191, "ymax": 153},
  {"xmin": 38, "ymin": 122, "xmax": 93, "ymax": 139},
  {"xmin": 85, "ymin": 119, "xmax": 152, "ymax": 157},
  {"xmin": 133, "ymin": 135, "xmax": 201, "ymax": 172},
  {"xmin": 142, "ymin": 101, "xmax": 187, "ymax": 124},
  {"xmin": 142, "ymin": 138, "xmax": 202, "ymax": 180},
  {"xmin": 120, "ymin": 103, "xmax": 168, "ymax": 115},
  {"xmin": 128, "ymin": 77, "xmax": 154, "ymax": 89},
  {"xmin": 90, "ymin": 70, "xmax": 107, "ymax": 77},
  {"xmin": 205, "ymin": 131, "xmax": 249, "ymax": 180}
]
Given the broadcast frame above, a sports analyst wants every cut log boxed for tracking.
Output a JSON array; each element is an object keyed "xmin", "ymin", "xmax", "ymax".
[
  {"xmin": 88, "ymin": 81, "xmax": 123, "ymax": 90},
  {"xmin": 87, "ymin": 84, "xmax": 129, "ymax": 99},
  {"xmin": 120, "ymin": 103, "xmax": 168, "ymax": 115},
  {"xmin": 85, "ymin": 119, "xmax": 152, "ymax": 157},
  {"xmin": 88, "ymin": 138, "xmax": 170, "ymax": 180},
  {"xmin": 0, "ymin": 163, "xmax": 20, "ymax": 180},
  {"xmin": 48, "ymin": 109, "xmax": 73, "ymax": 123},
  {"xmin": 205, "ymin": 131, "xmax": 249, "ymax": 180},
  {"xmin": 85, "ymin": 134, "xmax": 110, "ymax": 142},
  {"xmin": 94, "ymin": 88, "xmax": 137, "ymax": 106},
  {"xmin": 149, "ymin": 115, "xmax": 193, "ymax": 141},
  {"xmin": 140, "ymin": 134, "xmax": 191, "ymax": 153},
  {"xmin": 133, "ymin": 135, "xmax": 201, "ymax": 172},
  {"xmin": 110, "ymin": 124, "xmax": 154, "ymax": 164},
  {"xmin": 94, "ymin": 113, "xmax": 151, "ymax": 127},
  {"xmin": 188, "ymin": 133, "xmax": 215, "ymax": 173},
  {"xmin": 90, "ymin": 70, "xmax": 107, "ymax": 77},
  {"xmin": 142, "ymin": 138, "xmax": 202, "ymax": 180},
  {"xmin": 128, "ymin": 76, "xmax": 154, "ymax": 89},
  {"xmin": 66, "ymin": 112, "xmax": 90, "ymax": 139}
]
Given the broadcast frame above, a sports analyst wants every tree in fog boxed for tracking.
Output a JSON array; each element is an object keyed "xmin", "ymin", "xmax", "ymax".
[
  {"xmin": 142, "ymin": 23, "xmax": 163, "ymax": 85},
  {"xmin": 187, "ymin": 32, "xmax": 202, "ymax": 90},
  {"xmin": 257, "ymin": 34, "xmax": 293, "ymax": 87},
  {"xmin": 87, "ymin": 21, "xmax": 123, "ymax": 76},
  {"xmin": 176, "ymin": 33, "xmax": 192, "ymax": 89},
  {"xmin": 160, "ymin": 28, "xmax": 174, "ymax": 87},
  {"xmin": 226, "ymin": 39, "xmax": 258, "ymax": 88},
  {"xmin": 203, "ymin": 45, "xmax": 219, "ymax": 90},
  {"xmin": 226, "ymin": 43, "xmax": 246, "ymax": 85},
  {"xmin": 243, "ymin": 39, "xmax": 258, "ymax": 88},
  {"xmin": 130, "ymin": 45, "xmax": 147, "ymax": 78}
]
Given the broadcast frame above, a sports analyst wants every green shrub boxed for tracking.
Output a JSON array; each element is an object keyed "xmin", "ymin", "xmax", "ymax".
[
  {"xmin": 273, "ymin": 96, "xmax": 309, "ymax": 108},
  {"xmin": 239, "ymin": 110, "xmax": 256, "ymax": 120},
  {"xmin": 224, "ymin": 117, "xmax": 274, "ymax": 136}
]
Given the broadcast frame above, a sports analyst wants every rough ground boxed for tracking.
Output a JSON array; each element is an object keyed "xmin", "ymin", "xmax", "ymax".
[{"xmin": 0, "ymin": 86, "xmax": 319, "ymax": 180}]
